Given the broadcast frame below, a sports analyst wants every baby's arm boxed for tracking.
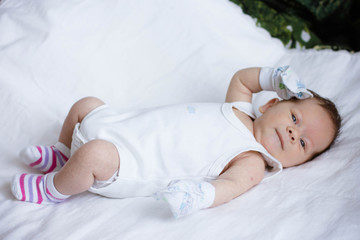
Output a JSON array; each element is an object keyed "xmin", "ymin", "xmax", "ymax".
[
  {"xmin": 225, "ymin": 67, "xmax": 261, "ymax": 103},
  {"xmin": 226, "ymin": 66, "xmax": 313, "ymax": 103},
  {"xmin": 152, "ymin": 153, "xmax": 265, "ymax": 218},
  {"xmin": 210, "ymin": 152, "xmax": 265, "ymax": 207}
]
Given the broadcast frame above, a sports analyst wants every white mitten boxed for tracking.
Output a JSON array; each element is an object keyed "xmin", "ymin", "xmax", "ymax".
[
  {"xmin": 259, "ymin": 66, "xmax": 313, "ymax": 100},
  {"xmin": 152, "ymin": 180, "xmax": 215, "ymax": 218}
]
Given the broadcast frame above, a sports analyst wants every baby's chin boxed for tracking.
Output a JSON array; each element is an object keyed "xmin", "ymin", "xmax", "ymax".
[{"xmin": 258, "ymin": 135, "xmax": 281, "ymax": 157}]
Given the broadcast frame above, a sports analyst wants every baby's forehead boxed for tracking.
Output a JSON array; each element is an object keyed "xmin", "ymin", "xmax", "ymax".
[
  {"xmin": 294, "ymin": 99, "xmax": 334, "ymax": 144},
  {"xmin": 285, "ymin": 98, "xmax": 321, "ymax": 109},
  {"xmin": 285, "ymin": 97, "xmax": 318, "ymax": 105},
  {"xmin": 283, "ymin": 98, "xmax": 332, "ymax": 122}
]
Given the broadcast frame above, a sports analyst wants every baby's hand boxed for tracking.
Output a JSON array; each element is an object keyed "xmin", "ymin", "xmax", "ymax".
[
  {"xmin": 152, "ymin": 180, "xmax": 215, "ymax": 218},
  {"xmin": 260, "ymin": 66, "xmax": 313, "ymax": 100}
]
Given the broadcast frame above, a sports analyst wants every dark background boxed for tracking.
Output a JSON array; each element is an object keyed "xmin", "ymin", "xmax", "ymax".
[{"xmin": 231, "ymin": 0, "xmax": 360, "ymax": 51}]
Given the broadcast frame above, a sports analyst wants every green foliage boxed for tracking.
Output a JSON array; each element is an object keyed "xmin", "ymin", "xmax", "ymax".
[
  {"xmin": 230, "ymin": 0, "xmax": 360, "ymax": 51},
  {"xmin": 230, "ymin": 0, "xmax": 322, "ymax": 49},
  {"xmin": 290, "ymin": 0, "xmax": 350, "ymax": 21}
]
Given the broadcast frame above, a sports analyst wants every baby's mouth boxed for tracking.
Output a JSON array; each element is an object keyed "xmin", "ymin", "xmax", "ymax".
[{"xmin": 276, "ymin": 129, "xmax": 284, "ymax": 150}]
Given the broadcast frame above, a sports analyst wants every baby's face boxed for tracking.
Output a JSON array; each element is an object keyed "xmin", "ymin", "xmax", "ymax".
[{"xmin": 254, "ymin": 98, "xmax": 334, "ymax": 167}]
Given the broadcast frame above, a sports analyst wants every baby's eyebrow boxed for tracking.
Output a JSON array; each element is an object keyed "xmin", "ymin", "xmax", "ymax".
[
  {"xmin": 293, "ymin": 108, "xmax": 302, "ymax": 124},
  {"xmin": 305, "ymin": 137, "xmax": 313, "ymax": 154},
  {"xmin": 297, "ymin": 108, "xmax": 314, "ymax": 153}
]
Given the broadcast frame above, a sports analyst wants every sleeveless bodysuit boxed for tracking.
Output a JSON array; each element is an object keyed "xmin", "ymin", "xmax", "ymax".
[{"xmin": 71, "ymin": 102, "xmax": 283, "ymax": 198}]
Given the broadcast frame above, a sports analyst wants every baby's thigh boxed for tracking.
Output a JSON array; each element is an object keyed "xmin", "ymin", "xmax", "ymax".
[{"xmin": 72, "ymin": 139, "xmax": 120, "ymax": 181}]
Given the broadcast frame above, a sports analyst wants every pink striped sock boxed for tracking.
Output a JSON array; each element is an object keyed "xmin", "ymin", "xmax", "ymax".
[
  {"xmin": 11, "ymin": 172, "xmax": 69, "ymax": 204},
  {"xmin": 20, "ymin": 142, "xmax": 70, "ymax": 173}
]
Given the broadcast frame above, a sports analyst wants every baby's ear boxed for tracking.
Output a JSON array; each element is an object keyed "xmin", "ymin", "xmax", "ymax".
[{"xmin": 258, "ymin": 98, "xmax": 280, "ymax": 114}]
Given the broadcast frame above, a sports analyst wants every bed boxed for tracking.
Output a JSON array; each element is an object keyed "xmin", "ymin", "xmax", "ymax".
[{"xmin": 0, "ymin": 0, "xmax": 359, "ymax": 239}]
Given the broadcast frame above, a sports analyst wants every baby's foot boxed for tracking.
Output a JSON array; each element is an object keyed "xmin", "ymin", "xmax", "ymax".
[
  {"xmin": 20, "ymin": 143, "xmax": 70, "ymax": 173},
  {"xmin": 11, "ymin": 172, "xmax": 69, "ymax": 204}
]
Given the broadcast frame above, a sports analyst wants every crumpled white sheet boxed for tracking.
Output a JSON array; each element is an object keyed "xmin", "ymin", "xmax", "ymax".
[{"xmin": 0, "ymin": 0, "xmax": 359, "ymax": 239}]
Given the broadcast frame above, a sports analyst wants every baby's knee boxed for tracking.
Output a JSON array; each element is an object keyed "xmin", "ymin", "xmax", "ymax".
[
  {"xmin": 75, "ymin": 140, "xmax": 120, "ymax": 180},
  {"xmin": 71, "ymin": 97, "xmax": 105, "ymax": 121},
  {"xmin": 75, "ymin": 96, "xmax": 105, "ymax": 109}
]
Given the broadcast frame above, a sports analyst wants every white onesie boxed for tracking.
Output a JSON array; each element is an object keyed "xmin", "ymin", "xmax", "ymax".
[{"xmin": 70, "ymin": 102, "xmax": 283, "ymax": 198}]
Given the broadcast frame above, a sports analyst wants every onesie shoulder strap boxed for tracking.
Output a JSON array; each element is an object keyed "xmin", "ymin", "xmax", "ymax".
[{"xmin": 231, "ymin": 101, "xmax": 255, "ymax": 119}]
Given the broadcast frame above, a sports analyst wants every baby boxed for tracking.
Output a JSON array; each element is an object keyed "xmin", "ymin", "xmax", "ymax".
[{"xmin": 11, "ymin": 66, "xmax": 341, "ymax": 218}]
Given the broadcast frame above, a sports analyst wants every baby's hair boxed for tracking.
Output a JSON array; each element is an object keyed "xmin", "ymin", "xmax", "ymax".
[{"xmin": 286, "ymin": 90, "xmax": 342, "ymax": 161}]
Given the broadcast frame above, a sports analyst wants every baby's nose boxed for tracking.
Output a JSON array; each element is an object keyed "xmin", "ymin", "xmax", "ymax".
[{"xmin": 287, "ymin": 127, "xmax": 299, "ymax": 143}]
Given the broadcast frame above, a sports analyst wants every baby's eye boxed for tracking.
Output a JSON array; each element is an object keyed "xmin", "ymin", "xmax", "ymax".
[
  {"xmin": 300, "ymin": 139, "xmax": 306, "ymax": 149},
  {"xmin": 292, "ymin": 114, "xmax": 297, "ymax": 123}
]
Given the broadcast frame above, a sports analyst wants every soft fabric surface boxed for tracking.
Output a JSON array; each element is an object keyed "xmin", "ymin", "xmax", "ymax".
[{"xmin": 0, "ymin": 0, "xmax": 359, "ymax": 239}]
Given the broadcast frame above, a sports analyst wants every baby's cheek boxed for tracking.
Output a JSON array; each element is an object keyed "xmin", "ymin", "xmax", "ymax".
[{"xmin": 261, "ymin": 135, "xmax": 280, "ymax": 156}]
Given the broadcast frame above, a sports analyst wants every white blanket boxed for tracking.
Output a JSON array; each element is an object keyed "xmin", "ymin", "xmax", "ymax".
[{"xmin": 0, "ymin": 0, "xmax": 359, "ymax": 239}]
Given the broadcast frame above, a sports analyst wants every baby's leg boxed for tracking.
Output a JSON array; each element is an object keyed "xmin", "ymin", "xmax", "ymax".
[
  {"xmin": 21, "ymin": 97, "xmax": 105, "ymax": 173},
  {"xmin": 58, "ymin": 97, "xmax": 105, "ymax": 148},
  {"xmin": 12, "ymin": 139, "xmax": 120, "ymax": 204}
]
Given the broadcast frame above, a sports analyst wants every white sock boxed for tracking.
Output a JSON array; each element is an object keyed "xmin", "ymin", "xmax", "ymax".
[
  {"xmin": 11, "ymin": 172, "xmax": 69, "ymax": 204},
  {"xmin": 20, "ymin": 142, "xmax": 70, "ymax": 173}
]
